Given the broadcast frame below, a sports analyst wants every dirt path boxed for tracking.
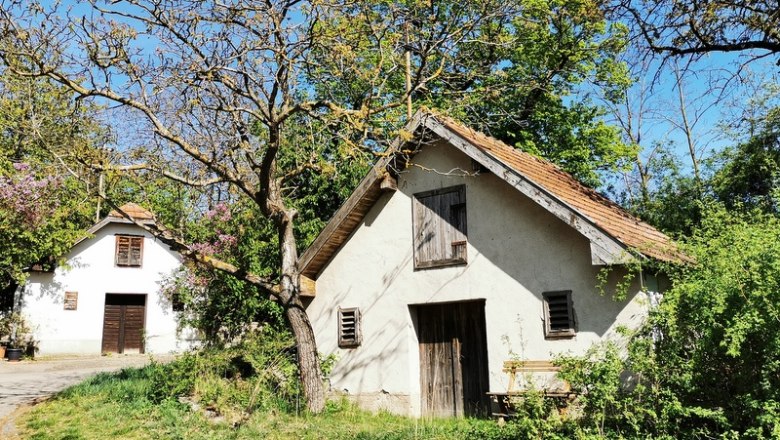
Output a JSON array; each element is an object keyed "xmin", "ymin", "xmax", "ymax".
[{"xmin": 0, "ymin": 354, "xmax": 174, "ymax": 438}]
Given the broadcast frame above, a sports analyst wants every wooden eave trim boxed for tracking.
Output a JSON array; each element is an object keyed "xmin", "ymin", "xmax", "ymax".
[
  {"xmin": 297, "ymin": 112, "xmax": 427, "ymax": 279},
  {"xmin": 296, "ymin": 165, "xmax": 385, "ymax": 279},
  {"xmin": 299, "ymin": 275, "xmax": 317, "ymax": 297},
  {"xmin": 423, "ymin": 117, "xmax": 635, "ymax": 265},
  {"xmin": 75, "ymin": 217, "xmax": 156, "ymax": 247}
]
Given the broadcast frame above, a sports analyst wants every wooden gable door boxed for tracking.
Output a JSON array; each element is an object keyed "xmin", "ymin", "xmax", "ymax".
[
  {"xmin": 416, "ymin": 300, "xmax": 489, "ymax": 418},
  {"xmin": 102, "ymin": 294, "xmax": 146, "ymax": 354}
]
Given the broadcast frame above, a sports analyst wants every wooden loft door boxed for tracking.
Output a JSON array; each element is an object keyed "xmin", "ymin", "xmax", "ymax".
[
  {"xmin": 416, "ymin": 300, "xmax": 489, "ymax": 418},
  {"xmin": 102, "ymin": 294, "xmax": 146, "ymax": 354}
]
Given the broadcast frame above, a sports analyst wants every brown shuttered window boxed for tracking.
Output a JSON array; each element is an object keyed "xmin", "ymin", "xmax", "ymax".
[
  {"xmin": 338, "ymin": 307, "xmax": 361, "ymax": 348},
  {"xmin": 412, "ymin": 185, "xmax": 467, "ymax": 269},
  {"xmin": 64, "ymin": 291, "xmax": 78, "ymax": 310},
  {"xmin": 543, "ymin": 290, "xmax": 576, "ymax": 338},
  {"xmin": 115, "ymin": 235, "xmax": 144, "ymax": 267}
]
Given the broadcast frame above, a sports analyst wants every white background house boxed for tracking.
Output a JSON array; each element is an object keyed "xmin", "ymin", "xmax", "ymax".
[
  {"xmin": 18, "ymin": 203, "xmax": 195, "ymax": 355},
  {"xmin": 300, "ymin": 112, "xmax": 675, "ymax": 418}
]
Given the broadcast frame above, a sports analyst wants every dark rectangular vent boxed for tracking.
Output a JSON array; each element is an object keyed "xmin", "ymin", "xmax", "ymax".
[
  {"xmin": 338, "ymin": 307, "xmax": 361, "ymax": 348},
  {"xmin": 543, "ymin": 290, "xmax": 575, "ymax": 338}
]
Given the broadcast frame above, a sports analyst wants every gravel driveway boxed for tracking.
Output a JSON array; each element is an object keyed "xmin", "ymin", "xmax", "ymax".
[{"xmin": 0, "ymin": 354, "xmax": 175, "ymax": 437}]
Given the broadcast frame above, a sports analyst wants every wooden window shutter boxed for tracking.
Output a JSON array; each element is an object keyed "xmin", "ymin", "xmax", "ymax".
[
  {"xmin": 543, "ymin": 290, "xmax": 575, "ymax": 338},
  {"xmin": 412, "ymin": 185, "xmax": 467, "ymax": 269},
  {"xmin": 129, "ymin": 236, "xmax": 143, "ymax": 266},
  {"xmin": 116, "ymin": 235, "xmax": 144, "ymax": 267},
  {"xmin": 64, "ymin": 291, "xmax": 78, "ymax": 310},
  {"xmin": 338, "ymin": 307, "xmax": 361, "ymax": 348}
]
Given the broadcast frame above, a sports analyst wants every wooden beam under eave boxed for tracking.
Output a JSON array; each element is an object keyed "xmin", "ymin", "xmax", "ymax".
[
  {"xmin": 299, "ymin": 275, "xmax": 317, "ymax": 297},
  {"xmin": 380, "ymin": 173, "xmax": 397, "ymax": 192}
]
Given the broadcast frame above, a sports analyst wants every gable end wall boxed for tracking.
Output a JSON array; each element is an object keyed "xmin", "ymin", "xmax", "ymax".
[{"xmin": 307, "ymin": 140, "xmax": 649, "ymax": 417}]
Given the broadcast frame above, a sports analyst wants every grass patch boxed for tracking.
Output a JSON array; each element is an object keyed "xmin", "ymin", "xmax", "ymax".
[
  {"xmin": 17, "ymin": 366, "xmax": 516, "ymax": 440},
  {"xmin": 18, "ymin": 332, "xmax": 565, "ymax": 439}
]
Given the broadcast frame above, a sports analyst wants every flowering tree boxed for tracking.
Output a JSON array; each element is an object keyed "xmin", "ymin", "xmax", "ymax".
[
  {"xmin": 0, "ymin": 163, "xmax": 67, "ymax": 284},
  {"xmin": 0, "ymin": 0, "xmax": 518, "ymax": 412},
  {"xmin": 0, "ymin": 72, "xmax": 103, "ymax": 291}
]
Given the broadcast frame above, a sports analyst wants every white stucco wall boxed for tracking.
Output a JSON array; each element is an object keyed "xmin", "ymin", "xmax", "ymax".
[
  {"xmin": 20, "ymin": 222, "xmax": 196, "ymax": 355},
  {"xmin": 305, "ymin": 140, "xmax": 650, "ymax": 416}
]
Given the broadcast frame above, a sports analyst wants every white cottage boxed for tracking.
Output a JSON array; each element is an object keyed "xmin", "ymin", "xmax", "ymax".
[
  {"xmin": 17, "ymin": 203, "xmax": 195, "ymax": 355},
  {"xmin": 299, "ymin": 111, "xmax": 678, "ymax": 418}
]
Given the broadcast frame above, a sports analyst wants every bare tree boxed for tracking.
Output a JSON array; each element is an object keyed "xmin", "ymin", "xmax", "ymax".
[
  {"xmin": 611, "ymin": 0, "xmax": 780, "ymax": 63},
  {"xmin": 605, "ymin": 56, "xmax": 657, "ymax": 207},
  {"xmin": 0, "ymin": 0, "xmax": 507, "ymax": 413}
]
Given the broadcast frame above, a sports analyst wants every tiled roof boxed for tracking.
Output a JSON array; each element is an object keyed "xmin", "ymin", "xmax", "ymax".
[
  {"xmin": 435, "ymin": 114, "xmax": 679, "ymax": 262},
  {"xmin": 298, "ymin": 111, "xmax": 681, "ymax": 279},
  {"xmin": 108, "ymin": 203, "xmax": 155, "ymax": 221}
]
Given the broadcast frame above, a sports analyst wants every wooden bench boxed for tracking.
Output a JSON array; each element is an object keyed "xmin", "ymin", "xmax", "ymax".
[{"xmin": 487, "ymin": 360, "xmax": 576, "ymax": 421}]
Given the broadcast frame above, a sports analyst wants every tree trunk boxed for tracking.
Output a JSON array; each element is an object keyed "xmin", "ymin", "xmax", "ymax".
[
  {"xmin": 286, "ymin": 303, "xmax": 325, "ymax": 413},
  {"xmin": 277, "ymin": 210, "xmax": 325, "ymax": 414}
]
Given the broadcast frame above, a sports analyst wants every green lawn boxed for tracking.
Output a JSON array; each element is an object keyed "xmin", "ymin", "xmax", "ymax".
[{"xmin": 17, "ymin": 367, "xmax": 517, "ymax": 440}]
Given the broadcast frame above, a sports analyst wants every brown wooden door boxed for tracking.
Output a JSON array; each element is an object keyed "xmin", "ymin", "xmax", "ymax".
[
  {"xmin": 417, "ymin": 300, "xmax": 489, "ymax": 418},
  {"xmin": 102, "ymin": 294, "xmax": 146, "ymax": 354}
]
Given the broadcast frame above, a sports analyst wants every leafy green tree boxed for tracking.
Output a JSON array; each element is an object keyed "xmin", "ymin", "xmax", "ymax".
[
  {"xmin": 316, "ymin": 0, "xmax": 635, "ymax": 188},
  {"xmin": 455, "ymin": 0, "xmax": 633, "ymax": 187},
  {"xmin": 0, "ymin": 73, "xmax": 103, "ymax": 290},
  {"xmin": 712, "ymin": 108, "xmax": 780, "ymax": 214},
  {"xmin": 561, "ymin": 205, "xmax": 780, "ymax": 438}
]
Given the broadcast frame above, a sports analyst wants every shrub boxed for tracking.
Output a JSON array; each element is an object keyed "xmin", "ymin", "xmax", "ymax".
[{"xmin": 148, "ymin": 325, "xmax": 301, "ymax": 417}]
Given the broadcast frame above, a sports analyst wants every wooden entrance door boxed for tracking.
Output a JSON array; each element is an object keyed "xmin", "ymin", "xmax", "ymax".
[
  {"xmin": 416, "ymin": 300, "xmax": 489, "ymax": 418},
  {"xmin": 102, "ymin": 294, "xmax": 146, "ymax": 354}
]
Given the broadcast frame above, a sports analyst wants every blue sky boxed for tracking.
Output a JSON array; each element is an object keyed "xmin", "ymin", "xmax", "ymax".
[{"xmin": 49, "ymin": 1, "xmax": 780, "ymax": 193}]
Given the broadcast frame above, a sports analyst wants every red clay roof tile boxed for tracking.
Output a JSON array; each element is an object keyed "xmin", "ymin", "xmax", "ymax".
[{"xmin": 435, "ymin": 114, "xmax": 679, "ymax": 262}]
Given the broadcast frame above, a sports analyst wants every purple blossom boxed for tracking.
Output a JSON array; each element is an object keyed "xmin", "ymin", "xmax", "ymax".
[
  {"xmin": 0, "ymin": 169, "xmax": 62, "ymax": 227},
  {"xmin": 190, "ymin": 232, "xmax": 237, "ymax": 256},
  {"xmin": 205, "ymin": 202, "xmax": 231, "ymax": 222}
]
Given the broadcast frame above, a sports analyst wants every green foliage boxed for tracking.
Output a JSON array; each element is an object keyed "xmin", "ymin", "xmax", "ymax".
[
  {"xmin": 619, "ymin": 142, "xmax": 708, "ymax": 236},
  {"xmin": 712, "ymin": 108, "xmax": 780, "ymax": 214},
  {"xmin": 554, "ymin": 205, "xmax": 780, "ymax": 439},
  {"xmin": 148, "ymin": 326, "xmax": 301, "ymax": 417},
  {"xmin": 0, "ymin": 73, "xmax": 103, "ymax": 288},
  {"xmin": 312, "ymin": 0, "xmax": 634, "ymax": 188},
  {"xmin": 654, "ymin": 205, "xmax": 780, "ymax": 437},
  {"xmin": 424, "ymin": 0, "xmax": 635, "ymax": 187}
]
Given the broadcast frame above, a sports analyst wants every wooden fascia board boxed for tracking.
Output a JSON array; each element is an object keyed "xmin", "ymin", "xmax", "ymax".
[
  {"xmin": 297, "ymin": 112, "xmax": 426, "ymax": 279},
  {"xmin": 74, "ymin": 217, "xmax": 156, "ymax": 247},
  {"xmin": 296, "ymin": 166, "xmax": 382, "ymax": 279},
  {"xmin": 299, "ymin": 275, "xmax": 317, "ymax": 297},
  {"xmin": 423, "ymin": 117, "xmax": 634, "ymax": 265}
]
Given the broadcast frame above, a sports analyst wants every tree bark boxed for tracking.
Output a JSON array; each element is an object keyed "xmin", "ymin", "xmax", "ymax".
[
  {"xmin": 277, "ymin": 209, "xmax": 325, "ymax": 414},
  {"xmin": 286, "ymin": 301, "xmax": 325, "ymax": 413}
]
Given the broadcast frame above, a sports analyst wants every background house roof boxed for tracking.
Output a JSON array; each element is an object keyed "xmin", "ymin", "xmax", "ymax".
[
  {"xmin": 108, "ymin": 202, "xmax": 155, "ymax": 221},
  {"xmin": 74, "ymin": 203, "xmax": 158, "ymax": 247},
  {"xmin": 298, "ymin": 111, "xmax": 680, "ymax": 279},
  {"xmin": 29, "ymin": 203, "xmax": 159, "ymax": 272}
]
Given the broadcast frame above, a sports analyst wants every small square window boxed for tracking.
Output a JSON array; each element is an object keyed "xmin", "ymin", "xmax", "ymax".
[
  {"xmin": 115, "ymin": 235, "xmax": 144, "ymax": 267},
  {"xmin": 543, "ymin": 290, "xmax": 575, "ymax": 338},
  {"xmin": 338, "ymin": 307, "xmax": 361, "ymax": 348},
  {"xmin": 64, "ymin": 291, "xmax": 78, "ymax": 311}
]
